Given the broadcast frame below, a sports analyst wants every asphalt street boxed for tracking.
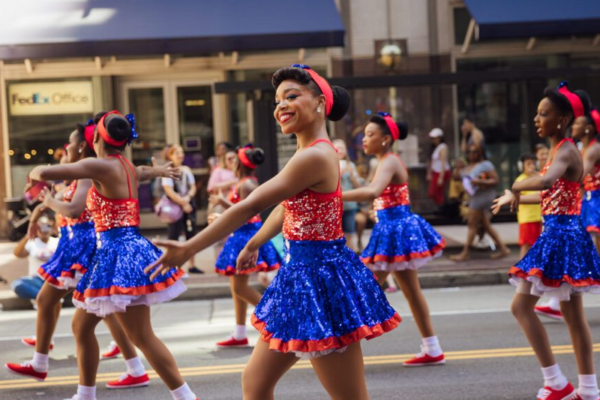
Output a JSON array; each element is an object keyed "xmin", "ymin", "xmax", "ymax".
[{"xmin": 1, "ymin": 284, "xmax": 600, "ymax": 400}]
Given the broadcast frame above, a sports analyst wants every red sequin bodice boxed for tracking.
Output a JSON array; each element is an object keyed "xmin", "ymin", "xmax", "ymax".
[
  {"xmin": 540, "ymin": 164, "xmax": 581, "ymax": 216},
  {"xmin": 64, "ymin": 180, "xmax": 93, "ymax": 226},
  {"xmin": 56, "ymin": 214, "xmax": 67, "ymax": 228},
  {"xmin": 229, "ymin": 177, "xmax": 261, "ymax": 224},
  {"xmin": 583, "ymin": 165, "xmax": 600, "ymax": 192},
  {"xmin": 86, "ymin": 187, "xmax": 140, "ymax": 232},
  {"xmin": 282, "ymin": 189, "xmax": 344, "ymax": 241},
  {"xmin": 373, "ymin": 184, "xmax": 410, "ymax": 211}
]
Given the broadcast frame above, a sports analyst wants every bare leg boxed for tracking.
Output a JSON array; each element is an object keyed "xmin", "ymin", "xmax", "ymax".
[
  {"xmin": 230, "ymin": 278, "xmax": 249, "ymax": 326},
  {"xmin": 115, "ymin": 305, "xmax": 184, "ymax": 390},
  {"xmin": 35, "ymin": 283, "xmax": 70, "ymax": 354},
  {"xmin": 373, "ymin": 271, "xmax": 391, "ymax": 288},
  {"xmin": 560, "ymin": 296, "xmax": 595, "ymax": 374},
  {"xmin": 311, "ymin": 342, "xmax": 370, "ymax": 400},
  {"xmin": 511, "ymin": 290, "xmax": 556, "ymax": 367},
  {"xmin": 231, "ymin": 275, "xmax": 262, "ymax": 307},
  {"xmin": 595, "ymin": 235, "xmax": 600, "ymax": 255},
  {"xmin": 242, "ymin": 340, "xmax": 299, "ymax": 400},
  {"xmin": 72, "ymin": 308, "xmax": 103, "ymax": 386},
  {"xmin": 345, "ymin": 233, "xmax": 357, "ymax": 252},
  {"xmin": 450, "ymin": 209, "xmax": 481, "ymax": 261},
  {"xmin": 481, "ymin": 213, "xmax": 510, "ymax": 257},
  {"xmin": 394, "ymin": 270, "xmax": 435, "ymax": 338},
  {"xmin": 103, "ymin": 314, "xmax": 138, "ymax": 360},
  {"xmin": 355, "ymin": 212, "xmax": 367, "ymax": 252},
  {"xmin": 519, "ymin": 244, "xmax": 531, "ymax": 260}
]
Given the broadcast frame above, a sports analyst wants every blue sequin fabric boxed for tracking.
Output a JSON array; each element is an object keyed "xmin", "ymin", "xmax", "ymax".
[
  {"xmin": 581, "ymin": 189, "xmax": 600, "ymax": 234},
  {"xmin": 215, "ymin": 222, "xmax": 281, "ymax": 276},
  {"xmin": 73, "ymin": 227, "xmax": 186, "ymax": 317},
  {"xmin": 361, "ymin": 205, "xmax": 445, "ymax": 271},
  {"xmin": 252, "ymin": 238, "xmax": 401, "ymax": 358},
  {"xmin": 510, "ymin": 215, "xmax": 600, "ymax": 300},
  {"xmin": 38, "ymin": 223, "xmax": 96, "ymax": 289}
]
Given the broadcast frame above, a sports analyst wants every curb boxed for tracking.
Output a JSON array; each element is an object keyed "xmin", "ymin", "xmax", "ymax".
[{"xmin": 0, "ymin": 270, "xmax": 509, "ymax": 311}]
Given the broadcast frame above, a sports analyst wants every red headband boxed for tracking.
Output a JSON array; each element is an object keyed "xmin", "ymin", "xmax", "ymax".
[
  {"xmin": 83, "ymin": 124, "xmax": 95, "ymax": 150},
  {"xmin": 378, "ymin": 112, "xmax": 400, "ymax": 140},
  {"xmin": 591, "ymin": 109, "xmax": 600, "ymax": 134},
  {"xmin": 238, "ymin": 148, "xmax": 257, "ymax": 169},
  {"xmin": 98, "ymin": 110, "xmax": 127, "ymax": 147},
  {"xmin": 292, "ymin": 64, "xmax": 333, "ymax": 116},
  {"xmin": 557, "ymin": 82, "xmax": 584, "ymax": 119}
]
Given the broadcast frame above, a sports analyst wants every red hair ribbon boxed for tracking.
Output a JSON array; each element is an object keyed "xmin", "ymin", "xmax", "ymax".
[
  {"xmin": 378, "ymin": 112, "xmax": 400, "ymax": 140},
  {"xmin": 238, "ymin": 146, "xmax": 257, "ymax": 169},
  {"xmin": 591, "ymin": 109, "xmax": 600, "ymax": 134},
  {"xmin": 83, "ymin": 124, "xmax": 95, "ymax": 150},
  {"xmin": 557, "ymin": 81, "xmax": 584, "ymax": 119},
  {"xmin": 97, "ymin": 110, "xmax": 127, "ymax": 147},
  {"xmin": 292, "ymin": 64, "xmax": 333, "ymax": 117}
]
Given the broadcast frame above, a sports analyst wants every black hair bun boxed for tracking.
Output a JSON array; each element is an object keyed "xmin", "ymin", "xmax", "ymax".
[
  {"xmin": 328, "ymin": 86, "xmax": 350, "ymax": 122},
  {"xmin": 575, "ymin": 90, "xmax": 592, "ymax": 115},
  {"xmin": 398, "ymin": 121, "xmax": 409, "ymax": 140},
  {"xmin": 248, "ymin": 148, "xmax": 265, "ymax": 166},
  {"xmin": 93, "ymin": 111, "xmax": 107, "ymax": 125},
  {"xmin": 106, "ymin": 115, "xmax": 132, "ymax": 143}
]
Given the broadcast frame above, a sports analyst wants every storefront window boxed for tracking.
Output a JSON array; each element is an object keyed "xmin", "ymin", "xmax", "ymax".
[
  {"xmin": 177, "ymin": 85, "xmax": 213, "ymax": 169},
  {"xmin": 128, "ymin": 87, "xmax": 166, "ymax": 166}
]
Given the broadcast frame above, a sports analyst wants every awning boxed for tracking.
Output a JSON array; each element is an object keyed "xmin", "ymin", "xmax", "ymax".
[
  {"xmin": 0, "ymin": 0, "xmax": 344, "ymax": 60},
  {"xmin": 463, "ymin": 0, "xmax": 600, "ymax": 40}
]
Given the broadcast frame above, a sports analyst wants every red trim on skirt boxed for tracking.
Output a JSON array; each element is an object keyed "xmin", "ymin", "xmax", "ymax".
[
  {"xmin": 38, "ymin": 266, "xmax": 60, "ymax": 286},
  {"xmin": 509, "ymin": 266, "xmax": 600, "ymax": 288},
  {"xmin": 587, "ymin": 226, "xmax": 600, "ymax": 234},
  {"xmin": 361, "ymin": 240, "xmax": 446, "ymax": 265},
  {"xmin": 215, "ymin": 262, "xmax": 281, "ymax": 276},
  {"xmin": 251, "ymin": 312, "xmax": 401, "ymax": 354}
]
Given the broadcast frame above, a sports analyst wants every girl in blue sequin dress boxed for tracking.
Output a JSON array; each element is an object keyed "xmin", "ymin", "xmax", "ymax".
[
  {"xmin": 5, "ymin": 118, "xmax": 149, "ymax": 391},
  {"xmin": 493, "ymin": 83, "xmax": 600, "ymax": 400},
  {"xmin": 149, "ymin": 65, "xmax": 400, "ymax": 400},
  {"xmin": 27, "ymin": 111, "xmax": 198, "ymax": 400},
  {"xmin": 342, "ymin": 112, "xmax": 447, "ymax": 368},
  {"xmin": 211, "ymin": 144, "xmax": 281, "ymax": 348}
]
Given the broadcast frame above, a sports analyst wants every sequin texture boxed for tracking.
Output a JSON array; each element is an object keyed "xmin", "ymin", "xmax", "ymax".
[
  {"xmin": 228, "ymin": 177, "xmax": 261, "ymax": 224},
  {"xmin": 87, "ymin": 187, "xmax": 140, "ymax": 232},
  {"xmin": 282, "ymin": 189, "xmax": 344, "ymax": 241},
  {"xmin": 373, "ymin": 183, "xmax": 410, "ymax": 211},
  {"xmin": 540, "ymin": 164, "xmax": 581, "ymax": 216},
  {"xmin": 581, "ymin": 189, "xmax": 600, "ymax": 234},
  {"xmin": 215, "ymin": 221, "xmax": 281, "ymax": 276},
  {"xmin": 583, "ymin": 165, "xmax": 600, "ymax": 192},
  {"xmin": 361, "ymin": 205, "xmax": 445, "ymax": 271},
  {"xmin": 64, "ymin": 181, "xmax": 93, "ymax": 225}
]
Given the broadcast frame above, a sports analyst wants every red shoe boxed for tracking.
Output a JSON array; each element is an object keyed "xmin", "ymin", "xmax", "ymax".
[
  {"xmin": 216, "ymin": 337, "xmax": 249, "ymax": 348},
  {"xmin": 106, "ymin": 373, "xmax": 150, "ymax": 389},
  {"xmin": 403, "ymin": 347, "xmax": 445, "ymax": 367},
  {"xmin": 101, "ymin": 341, "xmax": 121, "ymax": 359},
  {"xmin": 21, "ymin": 337, "xmax": 54, "ymax": 351},
  {"xmin": 535, "ymin": 306, "xmax": 564, "ymax": 321},
  {"xmin": 4, "ymin": 362, "xmax": 47, "ymax": 381},
  {"xmin": 537, "ymin": 383, "xmax": 577, "ymax": 400}
]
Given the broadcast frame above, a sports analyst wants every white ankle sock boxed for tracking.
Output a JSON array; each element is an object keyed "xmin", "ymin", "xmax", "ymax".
[
  {"xmin": 31, "ymin": 352, "xmax": 49, "ymax": 372},
  {"xmin": 76, "ymin": 384, "xmax": 96, "ymax": 400},
  {"xmin": 170, "ymin": 382, "xmax": 196, "ymax": 400},
  {"xmin": 124, "ymin": 356, "xmax": 146, "ymax": 378},
  {"xmin": 578, "ymin": 374, "xmax": 599, "ymax": 400},
  {"xmin": 541, "ymin": 364, "xmax": 568, "ymax": 390},
  {"xmin": 547, "ymin": 297, "xmax": 561, "ymax": 311},
  {"xmin": 422, "ymin": 336, "xmax": 443, "ymax": 357},
  {"xmin": 233, "ymin": 325, "xmax": 247, "ymax": 340}
]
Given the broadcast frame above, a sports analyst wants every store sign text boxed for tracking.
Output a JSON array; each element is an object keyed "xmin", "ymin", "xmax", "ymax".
[{"xmin": 9, "ymin": 82, "xmax": 94, "ymax": 116}]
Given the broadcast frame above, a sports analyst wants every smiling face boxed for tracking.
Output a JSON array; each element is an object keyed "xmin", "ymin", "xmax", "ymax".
[
  {"xmin": 362, "ymin": 122, "xmax": 388, "ymax": 155},
  {"xmin": 274, "ymin": 80, "xmax": 324, "ymax": 135},
  {"xmin": 167, "ymin": 145, "xmax": 185, "ymax": 167},
  {"xmin": 534, "ymin": 97, "xmax": 569, "ymax": 139}
]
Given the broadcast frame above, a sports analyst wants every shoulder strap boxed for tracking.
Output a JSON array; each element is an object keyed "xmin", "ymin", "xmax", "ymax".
[
  {"xmin": 307, "ymin": 139, "xmax": 336, "ymax": 150},
  {"xmin": 114, "ymin": 155, "xmax": 137, "ymax": 199}
]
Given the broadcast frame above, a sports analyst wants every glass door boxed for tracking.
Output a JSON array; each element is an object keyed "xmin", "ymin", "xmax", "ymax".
[
  {"xmin": 175, "ymin": 85, "xmax": 214, "ymax": 170},
  {"xmin": 127, "ymin": 86, "xmax": 168, "ymax": 166}
]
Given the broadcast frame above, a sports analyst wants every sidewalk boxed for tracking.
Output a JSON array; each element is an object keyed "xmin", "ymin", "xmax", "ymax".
[{"xmin": 0, "ymin": 222, "xmax": 521, "ymax": 310}]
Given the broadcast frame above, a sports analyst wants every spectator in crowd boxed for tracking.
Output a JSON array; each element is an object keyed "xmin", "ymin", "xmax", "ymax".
[
  {"xmin": 333, "ymin": 139, "xmax": 363, "ymax": 251},
  {"xmin": 460, "ymin": 116, "xmax": 485, "ymax": 155},
  {"xmin": 208, "ymin": 141, "xmax": 235, "ymax": 172},
  {"xmin": 427, "ymin": 128, "xmax": 451, "ymax": 207},
  {"xmin": 514, "ymin": 154, "xmax": 543, "ymax": 259},
  {"xmin": 450, "ymin": 144, "xmax": 510, "ymax": 261},
  {"xmin": 11, "ymin": 215, "xmax": 58, "ymax": 301},
  {"xmin": 162, "ymin": 144, "xmax": 203, "ymax": 274},
  {"xmin": 535, "ymin": 143, "xmax": 549, "ymax": 170},
  {"xmin": 207, "ymin": 149, "xmax": 237, "ymax": 201}
]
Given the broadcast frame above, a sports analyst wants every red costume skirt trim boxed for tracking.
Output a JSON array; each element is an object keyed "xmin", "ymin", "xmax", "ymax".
[
  {"xmin": 509, "ymin": 266, "xmax": 600, "ymax": 288},
  {"xmin": 587, "ymin": 226, "xmax": 600, "ymax": 234},
  {"xmin": 38, "ymin": 266, "xmax": 60, "ymax": 286},
  {"xmin": 361, "ymin": 240, "xmax": 446, "ymax": 265},
  {"xmin": 73, "ymin": 268, "xmax": 185, "ymax": 302},
  {"xmin": 251, "ymin": 312, "xmax": 402, "ymax": 354},
  {"xmin": 215, "ymin": 262, "xmax": 281, "ymax": 277}
]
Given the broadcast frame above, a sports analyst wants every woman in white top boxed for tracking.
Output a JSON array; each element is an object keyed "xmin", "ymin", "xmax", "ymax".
[{"xmin": 427, "ymin": 128, "xmax": 450, "ymax": 206}]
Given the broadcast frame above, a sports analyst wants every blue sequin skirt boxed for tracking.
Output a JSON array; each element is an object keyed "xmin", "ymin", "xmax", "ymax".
[
  {"xmin": 73, "ymin": 227, "xmax": 186, "ymax": 317},
  {"xmin": 215, "ymin": 222, "xmax": 281, "ymax": 276},
  {"xmin": 581, "ymin": 190, "xmax": 600, "ymax": 235},
  {"xmin": 38, "ymin": 223, "xmax": 95, "ymax": 289},
  {"xmin": 361, "ymin": 206, "xmax": 445, "ymax": 271},
  {"xmin": 509, "ymin": 215, "xmax": 600, "ymax": 300},
  {"xmin": 252, "ymin": 238, "xmax": 401, "ymax": 358}
]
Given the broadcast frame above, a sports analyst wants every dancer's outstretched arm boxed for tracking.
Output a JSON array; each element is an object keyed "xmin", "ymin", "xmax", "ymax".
[
  {"xmin": 237, "ymin": 205, "xmax": 284, "ymax": 271},
  {"xmin": 342, "ymin": 156, "xmax": 396, "ymax": 202}
]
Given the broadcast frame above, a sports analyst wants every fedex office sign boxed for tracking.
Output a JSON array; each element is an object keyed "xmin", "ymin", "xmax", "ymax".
[{"xmin": 9, "ymin": 81, "xmax": 94, "ymax": 116}]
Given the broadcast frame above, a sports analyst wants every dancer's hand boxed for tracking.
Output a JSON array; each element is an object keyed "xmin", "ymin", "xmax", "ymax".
[
  {"xmin": 491, "ymin": 189, "xmax": 514, "ymax": 215},
  {"xmin": 152, "ymin": 157, "xmax": 182, "ymax": 181},
  {"xmin": 207, "ymin": 213, "xmax": 221, "ymax": 225},
  {"xmin": 236, "ymin": 246, "xmax": 258, "ymax": 273},
  {"xmin": 145, "ymin": 240, "xmax": 193, "ymax": 280}
]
